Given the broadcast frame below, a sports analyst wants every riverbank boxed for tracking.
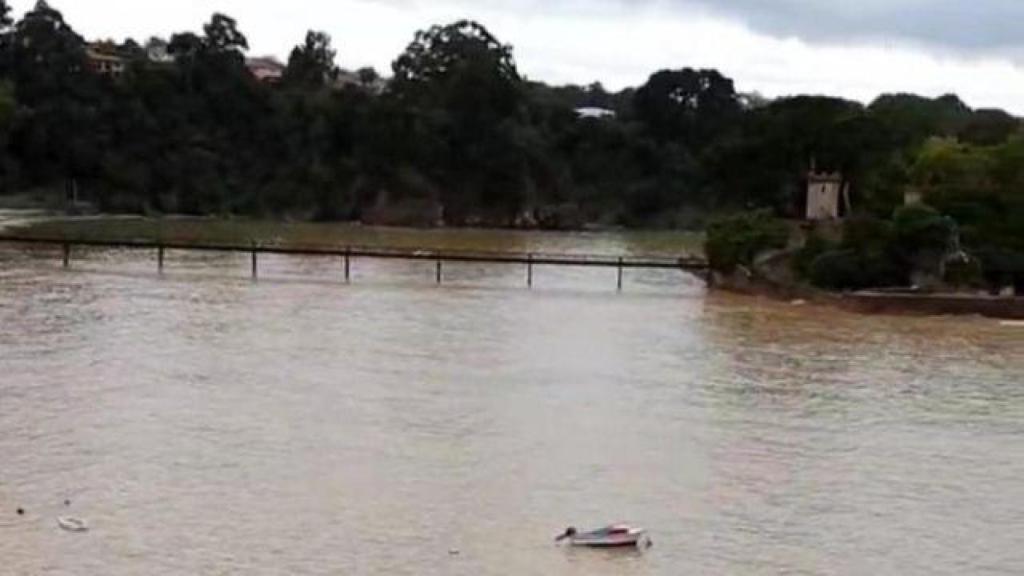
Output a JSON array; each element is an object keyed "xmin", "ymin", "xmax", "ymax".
[
  {"xmin": 712, "ymin": 268, "xmax": 1024, "ymax": 320},
  {"xmin": 842, "ymin": 291, "xmax": 1024, "ymax": 320},
  {"xmin": 5, "ymin": 212, "xmax": 1023, "ymax": 319},
  {"xmin": 704, "ymin": 211, "xmax": 1024, "ymax": 320}
]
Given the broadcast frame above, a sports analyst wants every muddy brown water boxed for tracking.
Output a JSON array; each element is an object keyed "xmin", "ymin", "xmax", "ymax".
[{"xmin": 0, "ymin": 229, "xmax": 1021, "ymax": 575}]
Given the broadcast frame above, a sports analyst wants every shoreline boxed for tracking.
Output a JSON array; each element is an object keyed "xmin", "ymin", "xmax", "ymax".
[
  {"xmin": 840, "ymin": 291, "xmax": 1024, "ymax": 320},
  {"xmin": 711, "ymin": 273, "xmax": 1024, "ymax": 320},
  {"xmin": 4, "ymin": 211, "xmax": 1022, "ymax": 319}
]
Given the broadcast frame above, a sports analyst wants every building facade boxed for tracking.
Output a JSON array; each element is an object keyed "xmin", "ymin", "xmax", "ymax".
[
  {"xmin": 805, "ymin": 171, "xmax": 844, "ymax": 221},
  {"xmin": 246, "ymin": 57, "xmax": 286, "ymax": 83},
  {"xmin": 86, "ymin": 44, "xmax": 126, "ymax": 78}
]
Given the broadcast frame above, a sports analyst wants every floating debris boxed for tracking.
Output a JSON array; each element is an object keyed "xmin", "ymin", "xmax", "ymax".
[
  {"xmin": 57, "ymin": 517, "xmax": 88, "ymax": 533},
  {"xmin": 556, "ymin": 524, "xmax": 650, "ymax": 548}
]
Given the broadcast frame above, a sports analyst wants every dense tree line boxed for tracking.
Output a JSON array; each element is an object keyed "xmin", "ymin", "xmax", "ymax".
[{"xmin": 0, "ymin": 1, "xmax": 1022, "ymax": 254}]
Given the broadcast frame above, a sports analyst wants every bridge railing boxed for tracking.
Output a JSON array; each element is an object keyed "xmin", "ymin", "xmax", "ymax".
[{"xmin": 0, "ymin": 234, "xmax": 708, "ymax": 288}]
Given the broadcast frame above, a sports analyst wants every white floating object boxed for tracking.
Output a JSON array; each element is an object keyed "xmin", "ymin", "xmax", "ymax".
[
  {"xmin": 1000, "ymin": 320, "xmax": 1024, "ymax": 327},
  {"xmin": 57, "ymin": 516, "xmax": 88, "ymax": 533}
]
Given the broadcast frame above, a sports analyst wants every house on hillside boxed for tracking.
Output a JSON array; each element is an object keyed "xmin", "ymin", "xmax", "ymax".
[
  {"xmin": 86, "ymin": 43, "xmax": 126, "ymax": 78},
  {"xmin": 145, "ymin": 38, "xmax": 174, "ymax": 64},
  {"xmin": 575, "ymin": 107, "xmax": 616, "ymax": 119},
  {"xmin": 332, "ymin": 69, "xmax": 363, "ymax": 90},
  {"xmin": 246, "ymin": 56, "xmax": 285, "ymax": 83},
  {"xmin": 332, "ymin": 69, "xmax": 388, "ymax": 93}
]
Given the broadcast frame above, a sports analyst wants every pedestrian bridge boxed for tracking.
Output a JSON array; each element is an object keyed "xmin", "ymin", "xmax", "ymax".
[{"xmin": 0, "ymin": 235, "xmax": 710, "ymax": 289}]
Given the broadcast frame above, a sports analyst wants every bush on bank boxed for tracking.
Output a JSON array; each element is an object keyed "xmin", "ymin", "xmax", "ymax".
[{"xmin": 705, "ymin": 210, "xmax": 789, "ymax": 273}]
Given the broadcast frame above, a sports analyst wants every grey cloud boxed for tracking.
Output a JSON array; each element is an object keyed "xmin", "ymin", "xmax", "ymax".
[
  {"xmin": 677, "ymin": 0, "xmax": 1024, "ymax": 52},
  {"xmin": 393, "ymin": 0, "xmax": 1024, "ymax": 54}
]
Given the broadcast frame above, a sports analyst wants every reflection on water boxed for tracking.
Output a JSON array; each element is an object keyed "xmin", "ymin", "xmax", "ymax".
[{"xmin": 0, "ymin": 231, "xmax": 1021, "ymax": 576}]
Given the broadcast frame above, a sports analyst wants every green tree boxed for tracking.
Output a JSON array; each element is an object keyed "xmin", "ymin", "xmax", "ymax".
[
  {"xmin": 284, "ymin": 30, "xmax": 336, "ymax": 87},
  {"xmin": 0, "ymin": 79, "xmax": 16, "ymax": 191},
  {"xmin": 203, "ymin": 13, "xmax": 248, "ymax": 54},
  {"xmin": 0, "ymin": 80, "xmax": 13, "ymax": 126},
  {"xmin": 9, "ymin": 1, "xmax": 88, "ymax": 98},
  {"xmin": 909, "ymin": 137, "xmax": 995, "ymax": 219},
  {"xmin": 5, "ymin": 1, "xmax": 103, "ymax": 187},
  {"xmin": 634, "ymin": 68, "xmax": 740, "ymax": 146},
  {"xmin": 807, "ymin": 216, "xmax": 906, "ymax": 290},
  {"xmin": 394, "ymin": 21, "xmax": 516, "ymax": 87},
  {"xmin": 889, "ymin": 203, "xmax": 958, "ymax": 280},
  {"xmin": 167, "ymin": 32, "xmax": 203, "ymax": 61},
  {"xmin": 808, "ymin": 249, "xmax": 906, "ymax": 291},
  {"xmin": 702, "ymin": 96, "xmax": 863, "ymax": 211},
  {"xmin": 390, "ymin": 20, "xmax": 528, "ymax": 223},
  {"xmin": 356, "ymin": 67, "xmax": 379, "ymax": 87},
  {"xmin": 0, "ymin": 0, "xmax": 11, "ymax": 29},
  {"xmin": 868, "ymin": 93, "xmax": 971, "ymax": 149},
  {"xmin": 705, "ymin": 210, "xmax": 789, "ymax": 273},
  {"xmin": 908, "ymin": 137, "xmax": 1024, "ymax": 287},
  {"xmin": 959, "ymin": 108, "xmax": 1020, "ymax": 146},
  {"xmin": 392, "ymin": 19, "xmax": 521, "ymax": 120}
]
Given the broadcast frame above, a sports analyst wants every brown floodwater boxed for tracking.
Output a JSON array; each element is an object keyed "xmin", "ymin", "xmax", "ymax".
[{"xmin": 0, "ymin": 228, "xmax": 1021, "ymax": 575}]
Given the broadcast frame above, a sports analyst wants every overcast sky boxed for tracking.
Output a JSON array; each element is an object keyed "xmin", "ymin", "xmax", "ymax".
[{"xmin": 25, "ymin": 0, "xmax": 1024, "ymax": 114}]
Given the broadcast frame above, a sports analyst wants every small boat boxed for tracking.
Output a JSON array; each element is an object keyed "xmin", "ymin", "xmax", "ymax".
[
  {"xmin": 57, "ymin": 517, "xmax": 88, "ymax": 533},
  {"xmin": 555, "ymin": 524, "xmax": 650, "ymax": 548}
]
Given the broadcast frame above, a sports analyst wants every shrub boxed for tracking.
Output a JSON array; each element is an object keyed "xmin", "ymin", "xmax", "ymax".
[
  {"xmin": 705, "ymin": 210, "xmax": 789, "ymax": 273},
  {"xmin": 793, "ymin": 232, "xmax": 834, "ymax": 278},
  {"xmin": 892, "ymin": 203, "xmax": 956, "ymax": 256},
  {"xmin": 942, "ymin": 253, "xmax": 984, "ymax": 288},
  {"xmin": 974, "ymin": 247, "xmax": 1024, "ymax": 292},
  {"xmin": 841, "ymin": 215, "xmax": 895, "ymax": 253},
  {"xmin": 809, "ymin": 249, "xmax": 907, "ymax": 291}
]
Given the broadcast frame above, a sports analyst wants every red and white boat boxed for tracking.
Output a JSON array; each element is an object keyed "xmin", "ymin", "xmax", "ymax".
[{"xmin": 555, "ymin": 524, "xmax": 651, "ymax": 548}]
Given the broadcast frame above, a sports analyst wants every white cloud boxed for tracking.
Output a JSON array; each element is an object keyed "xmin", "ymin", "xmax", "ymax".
[{"xmin": 34, "ymin": 0, "xmax": 1024, "ymax": 114}]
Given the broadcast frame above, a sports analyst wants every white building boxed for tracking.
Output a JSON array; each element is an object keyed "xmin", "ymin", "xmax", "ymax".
[
  {"xmin": 145, "ymin": 38, "xmax": 174, "ymax": 64},
  {"xmin": 805, "ymin": 171, "xmax": 844, "ymax": 221},
  {"xmin": 574, "ymin": 107, "xmax": 616, "ymax": 119}
]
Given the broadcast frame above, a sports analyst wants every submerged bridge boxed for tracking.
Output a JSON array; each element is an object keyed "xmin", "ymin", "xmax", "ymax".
[{"xmin": 0, "ymin": 235, "xmax": 709, "ymax": 290}]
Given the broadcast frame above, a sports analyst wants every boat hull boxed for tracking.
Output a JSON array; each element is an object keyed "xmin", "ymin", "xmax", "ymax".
[
  {"xmin": 567, "ymin": 528, "xmax": 649, "ymax": 548},
  {"xmin": 569, "ymin": 538, "xmax": 644, "ymax": 548}
]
